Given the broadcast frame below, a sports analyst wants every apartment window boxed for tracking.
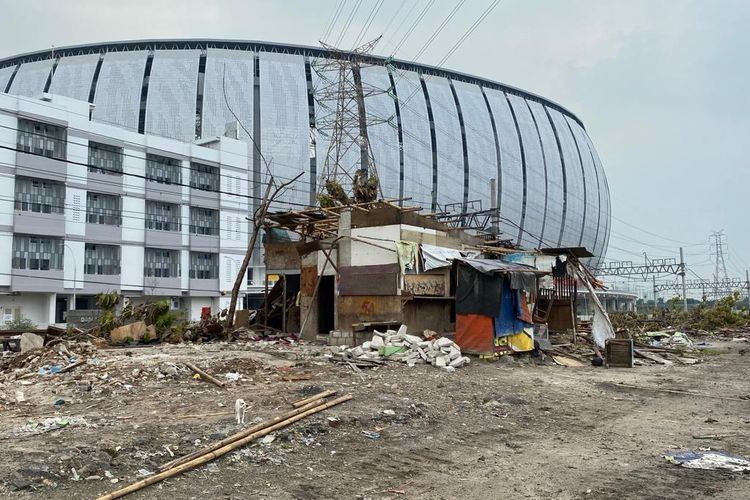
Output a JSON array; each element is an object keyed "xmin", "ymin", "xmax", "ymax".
[
  {"xmin": 88, "ymin": 142, "xmax": 123, "ymax": 175},
  {"xmin": 146, "ymin": 153, "xmax": 181, "ymax": 185},
  {"xmin": 146, "ymin": 201, "xmax": 180, "ymax": 231},
  {"xmin": 190, "ymin": 162, "xmax": 219, "ymax": 191},
  {"xmin": 189, "ymin": 207, "xmax": 219, "ymax": 235},
  {"xmin": 189, "ymin": 252, "xmax": 218, "ymax": 279},
  {"xmin": 14, "ymin": 176, "xmax": 65, "ymax": 214},
  {"xmin": 16, "ymin": 118, "xmax": 66, "ymax": 160},
  {"xmin": 84, "ymin": 244, "xmax": 120, "ymax": 275},
  {"xmin": 144, "ymin": 248, "xmax": 180, "ymax": 278},
  {"xmin": 12, "ymin": 235, "xmax": 64, "ymax": 271},
  {"xmin": 86, "ymin": 192, "xmax": 121, "ymax": 225}
]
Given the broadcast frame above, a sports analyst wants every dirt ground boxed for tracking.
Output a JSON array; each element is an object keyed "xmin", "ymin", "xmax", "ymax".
[{"xmin": 1, "ymin": 337, "xmax": 749, "ymax": 500}]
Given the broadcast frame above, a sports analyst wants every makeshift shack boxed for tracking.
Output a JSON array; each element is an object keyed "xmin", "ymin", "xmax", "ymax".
[
  {"xmin": 264, "ymin": 202, "xmax": 487, "ymax": 342},
  {"xmin": 454, "ymin": 258, "xmax": 547, "ymax": 355}
]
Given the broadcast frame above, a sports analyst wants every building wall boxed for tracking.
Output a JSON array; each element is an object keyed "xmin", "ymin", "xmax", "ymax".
[{"xmin": 0, "ymin": 93, "xmax": 249, "ymax": 325}]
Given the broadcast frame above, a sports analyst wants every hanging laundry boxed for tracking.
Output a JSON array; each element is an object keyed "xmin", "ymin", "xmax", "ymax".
[{"xmin": 395, "ymin": 241, "xmax": 417, "ymax": 275}]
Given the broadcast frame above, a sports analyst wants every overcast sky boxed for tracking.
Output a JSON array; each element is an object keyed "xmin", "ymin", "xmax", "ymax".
[{"xmin": 0, "ymin": 0, "xmax": 748, "ymax": 296}]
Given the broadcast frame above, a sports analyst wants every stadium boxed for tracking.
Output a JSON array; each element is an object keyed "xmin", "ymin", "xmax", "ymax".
[{"xmin": 0, "ymin": 39, "xmax": 610, "ymax": 262}]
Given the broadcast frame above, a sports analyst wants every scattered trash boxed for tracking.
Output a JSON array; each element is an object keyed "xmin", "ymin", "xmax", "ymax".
[
  {"xmin": 224, "ymin": 372, "xmax": 242, "ymax": 382},
  {"xmin": 38, "ymin": 365, "xmax": 63, "ymax": 375},
  {"xmin": 665, "ymin": 450, "xmax": 750, "ymax": 472},
  {"xmin": 260, "ymin": 435, "xmax": 276, "ymax": 445},
  {"xmin": 16, "ymin": 417, "xmax": 89, "ymax": 436},
  {"xmin": 53, "ymin": 398, "xmax": 65, "ymax": 406},
  {"xmin": 361, "ymin": 430, "xmax": 381, "ymax": 440}
]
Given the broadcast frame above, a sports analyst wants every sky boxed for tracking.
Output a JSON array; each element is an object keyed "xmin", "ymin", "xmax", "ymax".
[{"xmin": 0, "ymin": 0, "xmax": 748, "ymax": 298}]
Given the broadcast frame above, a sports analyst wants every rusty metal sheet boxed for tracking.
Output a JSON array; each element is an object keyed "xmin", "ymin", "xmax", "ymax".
[{"xmin": 338, "ymin": 264, "xmax": 399, "ymax": 296}]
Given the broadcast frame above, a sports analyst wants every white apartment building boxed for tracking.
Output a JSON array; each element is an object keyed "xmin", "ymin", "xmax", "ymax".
[{"xmin": 0, "ymin": 92, "xmax": 251, "ymax": 326}]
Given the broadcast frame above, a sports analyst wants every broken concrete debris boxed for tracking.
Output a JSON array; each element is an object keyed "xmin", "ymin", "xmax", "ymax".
[
  {"xmin": 333, "ymin": 326, "xmax": 470, "ymax": 371},
  {"xmin": 19, "ymin": 332, "xmax": 45, "ymax": 353}
]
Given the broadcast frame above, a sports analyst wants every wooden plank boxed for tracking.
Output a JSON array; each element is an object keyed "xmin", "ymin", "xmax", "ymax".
[
  {"xmin": 338, "ymin": 264, "xmax": 399, "ymax": 296},
  {"xmin": 403, "ymin": 273, "xmax": 447, "ymax": 296}
]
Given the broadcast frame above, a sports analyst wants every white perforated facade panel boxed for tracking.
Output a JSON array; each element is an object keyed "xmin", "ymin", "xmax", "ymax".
[
  {"xmin": 527, "ymin": 100, "xmax": 564, "ymax": 247},
  {"xmin": 392, "ymin": 70, "xmax": 432, "ymax": 208},
  {"xmin": 453, "ymin": 81, "xmax": 496, "ymax": 215},
  {"xmin": 360, "ymin": 66, "xmax": 400, "ymax": 201},
  {"xmin": 202, "ymin": 49, "xmax": 253, "ymax": 140},
  {"xmin": 49, "ymin": 54, "xmax": 99, "ymax": 102},
  {"xmin": 145, "ymin": 50, "xmax": 200, "ymax": 141},
  {"xmin": 0, "ymin": 66, "xmax": 15, "ymax": 93},
  {"xmin": 92, "ymin": 51, "xmax": 148, "ymax": 131},
  {"xmin": 547, "ymin": 108, "xmax": 585, "ymax": 247},
  {"xmin": 424, "ymin": 78, "xmax": 463, "ymax": 210},
  {"xmin": 507, "ymin": 94, "xmax": 546, "ymax": 248},
  {"xmin": 484, "ymin": 88, "xmax": 523, "ymax": 244},
  {"xmin": 9, "ymin": 60, "xmax": 54, "ymax": 97},
  {"xmin": 566, "ymin": 117, "xmax": 600, "ymax": 258},
  {"xmin": 260, "ymin": 52, "xmax": 310, "ymax": 210}
]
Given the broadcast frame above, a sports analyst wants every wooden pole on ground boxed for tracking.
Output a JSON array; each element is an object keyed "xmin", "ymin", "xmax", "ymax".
[
  {"xmin": 184, "ymin": 362, "xmax": 226, "ymax": 388},
  {"xmin": 97, "ymin": 394, "xmax": 352, "ymax": 500},
  {"xmin": 158, "ymin": 397, "xmax": 327, "ymax": 471},
  {"xmin": 292, "ymin": 389, "xmax": 336, "ymax": 408}
]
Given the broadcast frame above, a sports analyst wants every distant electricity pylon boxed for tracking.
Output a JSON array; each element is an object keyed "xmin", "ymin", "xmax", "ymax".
[
  {"xmin": 710, "ymin": 230, "xmax": 730, "ymax": 300},
  {"xmin": 311, "ymin": 36, "xmax": 391, "ymax": 202}
]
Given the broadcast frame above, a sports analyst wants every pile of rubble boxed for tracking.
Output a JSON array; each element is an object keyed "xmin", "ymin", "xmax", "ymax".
[{"xmin": 331, "ymin": 326, "xmax": 470, "ymax": 371}]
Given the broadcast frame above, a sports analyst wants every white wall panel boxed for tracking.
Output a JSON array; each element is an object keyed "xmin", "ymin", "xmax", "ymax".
[
  {"xmin": 63, "ymin": 240, "xmax": 84, "ymax": 290},
  {"xmin": 452, "ymin": 81, "xmax": 496, "ymax": 215},
  {"xmin": 580, "ymin": 128, "xmax": 610, "ymax": 267},
  {"xmin": 202, "ymin": 48, "xmax": 253, "ymax": 140},
  {"xmin": 360, "ymin": 66, "xmax": 400, "ymax": 201},
  {"xmin": 0, "ymin": 66, "xmax": 15, "ymax": 93},
  {"xmin": 566, "ymin": 117, "xmax": 600, "ymax": 257},
  {"xmin": 0, "ymin": 233, "xmax": 11, "ymax": 287},
  {"xmin": 49, "ymin": 54, "xmax": 99, "ymax": 102},
  {"xmin": 484, "ymin": 89, "xmax": 523, "ymax": 243},
  {"xmin": 92, "ymin": 51, "xmax": 148, "ymax": 131},
  {"xmin": 9, "ymin": 60, "xmax": 53, "ymax": 97},
  {"xmin": 145, "ymin": 50, "xmax": 200, "ymax": 141},
  {"xmin": 547, "ymin": 108, "xmax": 585, "ymax": 247},
  {"xmin": 527, "ymin": 101, "xmax": 565, "ymax": 248},
  {"xmin": 507, "ymin": 94, "xmax": 546, "ymax": 248},
  {"xmin": 120, "ymin": 245, "xmax": 144, "ymax": 290},
  {"xmin": 424, "ymin": 78, "xmax": 463, "ymax": 210},
  {"xmin": 260, "ymin": 52, "xmax": 310, "ymax": 209},
  {"xmin": 392, "ymin": 70, "xmax": 432, "ymax": 208}
]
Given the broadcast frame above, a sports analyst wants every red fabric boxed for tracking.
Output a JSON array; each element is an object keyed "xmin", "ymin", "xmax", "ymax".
[
  {"xmin": 456, "ymin": 314, "xmax": 494, "ymax": 355},
  {"xmin": 517, "ymin": 292, "xmax": 533, "ymax": 324}
]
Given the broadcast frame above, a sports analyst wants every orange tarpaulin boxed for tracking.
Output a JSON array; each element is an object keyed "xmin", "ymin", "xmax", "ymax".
[{"xmin": 456, "ymin": 314, "xmax": 494, "ymax": 355}]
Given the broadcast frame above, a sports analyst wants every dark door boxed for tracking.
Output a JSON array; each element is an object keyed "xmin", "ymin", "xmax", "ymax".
[{"xmin": 318, "ymin": 275, "xmax": 335, "ymax": 334}]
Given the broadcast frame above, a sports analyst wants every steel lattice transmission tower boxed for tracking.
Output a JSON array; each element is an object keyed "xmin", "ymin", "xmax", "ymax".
[
  {"xmin": 311, "ymin": 36, "xmax": 392, "ymax": 204},
  {"xmin": 710, "ymin": 230, "xmax": 729, "ymax": 299}
]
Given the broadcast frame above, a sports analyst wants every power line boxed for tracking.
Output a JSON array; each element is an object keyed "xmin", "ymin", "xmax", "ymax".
[
  {"xmin": 351, "ymin": 0, "xmax": 386, "ymax": 48},
  {"xmin": 321, "ymin": 0, "xmax": 348, "ymax": 43},
  {"xmin": 390, "ymin": 0, "xmax": 436, "ymax": 56},
  {"xmin": 333, "ymin": 0, "xmax": 364, "ymax": 47},
  {"xmin": 410, "ymin": 0, "xmax": 466, "ymax": 63}
]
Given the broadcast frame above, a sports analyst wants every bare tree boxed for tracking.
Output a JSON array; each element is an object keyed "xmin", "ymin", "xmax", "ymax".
[
  {"xmin": 225, "ymin": 172, "xmax": 302, "ymax": 331},
  {"xmin": 219, "ymin": 64, "xmax": 303, "ymax": 332}
]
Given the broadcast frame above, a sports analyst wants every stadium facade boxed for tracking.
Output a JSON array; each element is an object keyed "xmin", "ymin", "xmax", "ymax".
[{"xmin": 0, "ymin": 39, "xmax": 610, "ymax": 325}]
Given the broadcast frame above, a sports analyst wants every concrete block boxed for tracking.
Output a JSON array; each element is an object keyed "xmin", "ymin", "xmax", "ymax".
[
  {"xmin": 403, "ymin": 334, "xmax": 422, "ymax": 345},
  {"xmin": 435, "ymin": 356, "xmax": 447, "ymax": 368},
  {"xmin": 350, "ymin": 346, "xmax": 364, "ymax": 357},
  {"xmin": 449, "ymin": 347, "xmax": 461, "ymax": 360},
  {"xmin": 20, "ymin": 332, "xmax": 44, "ymax": 352},
  {"xmin": 444, "ymin": 365, "xmax": 456, "ymax": 372},
  {"xmin": 370, "ymin": 336, "xmax": 385, "ymax": 348},
  {"xmin": 397, "ymin": 325, "xmax": 408, "ymax": 336},
  {"xmin": 362, "ymin": 341, "xmax": 372, "ymax": 350},
  {"xmin": 110, "ymin": 322, "xmax": 156, "ymax": 344},
  {"xmin": 435, "ymin": 337, "xmax": 453, "ymax": 348},
  {"xmin": 449, "ymin": 356, "xmax": 470, "ymax": 368}
]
